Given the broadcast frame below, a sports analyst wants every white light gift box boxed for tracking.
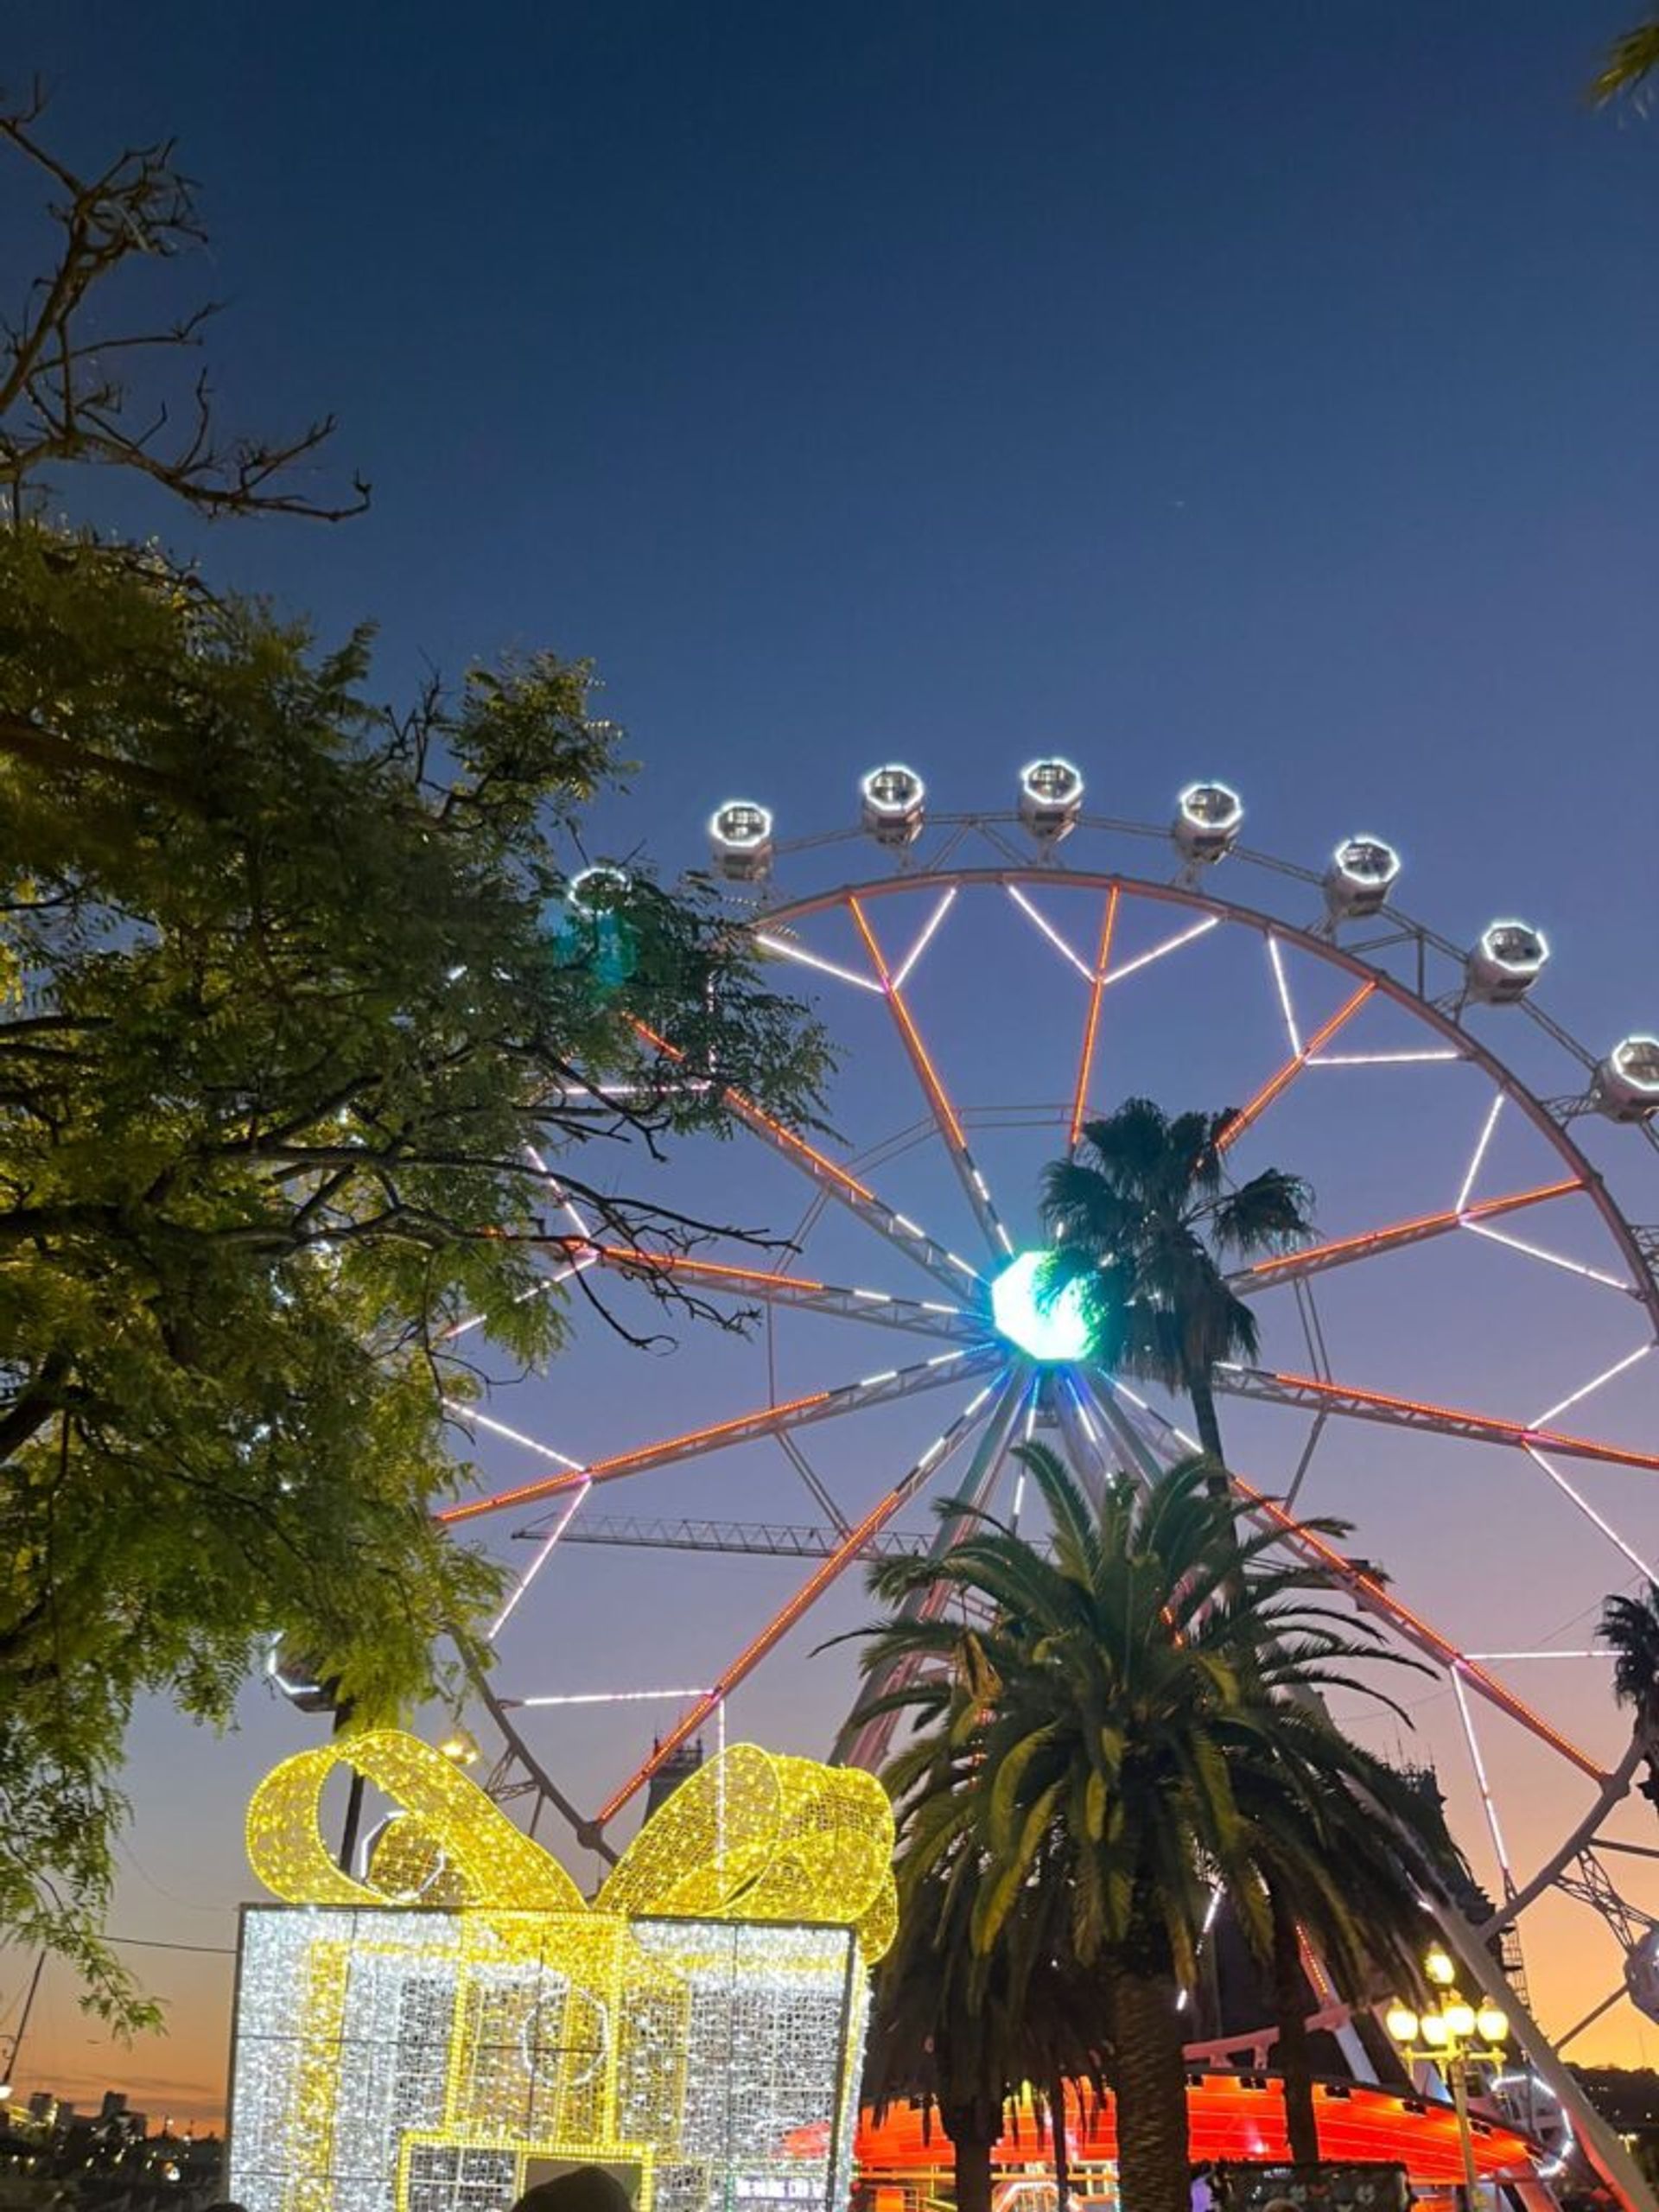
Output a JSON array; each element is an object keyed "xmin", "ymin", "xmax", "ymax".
[{"xmin": 226, "ymin": 1732, "xmax": 896, "ymax": 2212}]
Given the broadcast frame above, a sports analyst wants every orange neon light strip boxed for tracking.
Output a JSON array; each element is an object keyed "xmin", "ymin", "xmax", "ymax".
[
  {"xmin": 1264, "ymin": 1369, "xmax": 1659, "ymax": 1474},
  {"xmin": 849, "ymin": 897, "xmax": 969, "ymax": 1150},
  {"xmin": 1217, "ymin": 980, "xmax": 1376, "ymax": 1152},
  {"xmin": 556, "ymin": 1242, "xmax": 830, "ymax": 1295},
  {"xmin": 437, "ymin": 1389, "xmax": 836, "ymax": 1525},
  {"xmin": 1230, "ymin": 1472, "xmax": 1603, "ymax": 1777},
  {"xmin": 596, "ymin": 1422, "xmax": 985, "ymax": 1822},
  {"xmin": 1068, "ymin": 885, "xmax": 1121, "ymax": 1150},
  {"xmin": 631, "ymin": 1018, "xmax": 878, "ymax": 1204},
  {"xmin": 1247, "ymin": 1177, "xmax": 1581, "ymax": 1279}
]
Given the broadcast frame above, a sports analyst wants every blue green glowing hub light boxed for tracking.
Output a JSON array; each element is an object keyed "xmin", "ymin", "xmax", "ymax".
[{"xmin": 989, "ymin": 1250, "xmax": 1090, "ymax": 1364}]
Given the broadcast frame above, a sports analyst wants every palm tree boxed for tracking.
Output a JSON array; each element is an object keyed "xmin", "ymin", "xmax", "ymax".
[
  {"xmin": 1600, "ymin": 1584, "xmax": 1659, "ymax": 1808},
  {"xmin": 865, "ymin": 1840, "xmax": 1107, "ymax": 2212},
  {"xmin": 1227, "ymin": 1737, "xmax": 1461, "ymax": 2164},
  {"xmin": 851, "ymin": 1445, "xmax": 1450, "ymax": 2212},
  {"xmin": 1040, "ymin": 1097, "xmax": 1313, "ymax": 1475},
  {"xmin": 1592, "ymin": 19, "xmax": 1659, "ymax": 108}
]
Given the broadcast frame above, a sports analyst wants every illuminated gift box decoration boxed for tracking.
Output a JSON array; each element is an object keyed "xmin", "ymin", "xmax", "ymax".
[{"xmin": 227, "ymin": 1732, "xmax": 896, "ymax": 2212}]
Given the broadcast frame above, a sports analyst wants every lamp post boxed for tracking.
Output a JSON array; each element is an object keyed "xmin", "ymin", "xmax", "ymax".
[{"xmin": 1386, "ymin": 1947, "xmax": 1510, "ymax": 2212}]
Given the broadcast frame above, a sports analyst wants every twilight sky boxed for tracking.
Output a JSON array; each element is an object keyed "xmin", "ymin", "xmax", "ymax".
[{"xmin": 4, "ymin": 0, "xmax": 1659, "ymax": 2132}]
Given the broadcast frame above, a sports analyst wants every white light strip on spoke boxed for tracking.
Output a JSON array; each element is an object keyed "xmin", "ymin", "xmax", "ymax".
[
  {"xmin": 1533, "ymin": 1344, "xmax": 1655, "ymax": 1429},
  {"xmin": 1523, "ymin": 1444, "xmax": 1658, "ymax": 1580},
  {"xmin": 754, "ymin": 932, "xmax": 884, "ymax": 993},
  {"xmin": 1005, "ymin": 886, "xmax": 1095, "ymax": 982},
  {"xmin": 1306, "ymin": 1049, "xmax": 1462, "ymax": 1066},
  {"xmin": 1100, "ymin": 913, "xmax": 1220, "ymax": 989},
  {"xmin": 441, "ymin": 1257, "xmax": 586, "ymax": 1344},
  {"xmin": 1452, "ymin": 1668, "xmax": 1515, "ymax": 1895},
  {"xmin": 519, "ymin": 1685, "xmax": 715, "ymax": 1707},
  {"xmin": 526, "ymin": 1141, "xmax": 594, "ymax": 1239},
  {"xmin": 1463, "ymin": 1219, "xmax": 1632, "ymax": 1291},
  {"xmin": 1267, "ymin": 935, "xmax": 1300, "ymax": 1055},
  {"xmin": 1466, "ymin": 1650, "xmax": 1611, "ymax": 1662},
  {"xmin": 892, "ymin": 887, "xmax": 958, "ymax": 990},
  {"xmin": 1456, "ymin": 1093, "xmax": 1505, "ymax": 1213},
  {"xmin": 490, "ymin": 1479, "xmax": 590, "ymax": 1638},
  {"xmin": 444, "ymin": 1398, "xmax": 585, "ymax": 1470}
]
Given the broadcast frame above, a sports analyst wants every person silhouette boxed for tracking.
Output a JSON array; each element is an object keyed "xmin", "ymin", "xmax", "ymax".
[{"xmin": 510, "ymin": 2168, "xmax": 636, "ymax": 2212}]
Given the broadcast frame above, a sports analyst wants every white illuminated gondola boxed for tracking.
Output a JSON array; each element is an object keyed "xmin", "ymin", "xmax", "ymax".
[
  {"xmin": 1594, "ymin": 1035, "xmax": 1659, "ymax": 1122},
  {"xmin": 1323, "ymin": 833, "xmax": 1401, "ymax": 920},
  {"xmin": 1467, "ymin": 919, "xmax": 1548, "ymax": 1004},
  {"xmin": 860, "ymin": 764, "xmax": 926, "ymax": 848},
  {"xmin": 1017, "ymin": 757, "xmax": 1084, "ymax": 843},
  {"xmin": 1173, "ymin": 780, "xmax": 1243, "ymax": 863},
  {"xmin": 709, "ymin": 799, "xmax": 774, "ymax": 883}
]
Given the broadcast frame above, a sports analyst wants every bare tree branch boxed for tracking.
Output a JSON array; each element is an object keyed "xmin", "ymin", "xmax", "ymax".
[{"xmin": 0, "ymin": 86, "xmax": 368, "ymax": 521}]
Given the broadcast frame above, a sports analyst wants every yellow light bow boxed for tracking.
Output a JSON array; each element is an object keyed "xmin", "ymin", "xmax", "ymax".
[{"xmin": 246, "ymin": 1730, "xmax": 897, "ymax": 1959}]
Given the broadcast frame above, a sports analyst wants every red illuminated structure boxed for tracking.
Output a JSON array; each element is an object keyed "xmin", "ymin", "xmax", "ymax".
[{"xmin": 853, "ymin": 2075, "xmax": 1541, "ymax": 2195}]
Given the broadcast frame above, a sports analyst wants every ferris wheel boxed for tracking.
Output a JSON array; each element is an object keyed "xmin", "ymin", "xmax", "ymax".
[{"xmin": 437, "ymin": 762, "xmax": 1659, "ymax": 2188}]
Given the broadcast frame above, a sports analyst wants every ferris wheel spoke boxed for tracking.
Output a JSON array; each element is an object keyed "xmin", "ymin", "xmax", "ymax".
[
  {"xmin": 1066, "ymin": 886, "xmax": 1122, "ymax": 1150},
  {"xmin": 1224, "ymin": 1467, "xmax": 1608, "ymax": 1781},
  {"xmin": 1216, "ymin": 979, "xmax": 1378, "ymax": 1154},
  {"xmin": 546, "ymin": 1240, "xmax": 984, "ymax": 1342},
  {"xmin": 1083, "ymin": 1370, "xmax": 1611, "ymax": 1779},
  {"xmin": 1233, "ymin": 1176, "xmax": 1584, "ymax": 1295},
  {"xmin": 632, "ymin": 1017, "xmax": 981, "ymax": 1294},
  {"xmin": 437, "ymin": 1344, "xmax": 1004, "ymax": 1526},
  {"xmin": 848, "ymin": 894, "xmax": 1014, "ymax": 1259},
  {"xmin": 592, "ymin": 1370, "xmax": 1012, "ymax": 1826},
  {"xmin": 1211, "ymin": 1363, "xmax": 1659, "ymax": 1474},
  {"xmin": 1450, "ymin": 1670, "xmax": 1517, "ymax": 1902},
  {"xmin": 1521, "ymin": 1445, "xmax": 1659, "ymax": 1581},
  {"xmin": 833, "ymin": 1368, "xmax": 1035, "ymax": 1770}
]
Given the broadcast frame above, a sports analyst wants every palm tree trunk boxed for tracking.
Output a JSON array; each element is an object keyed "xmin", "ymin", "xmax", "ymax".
[
  {"xmin": 946, "ymin": 2120, "xmax": 997, "ymax": 2212},
  {"xmin": 1108, "ymin": 1965, "xmax": 1192, "ymax": 2212},
  {"xmin": 1271, "ymin": 1894, "xmax": 1320, "ymax": 2169},
  {"xmin": 1187, "ymin": 1366, "xmax": 1228, "ymax": 1491}
]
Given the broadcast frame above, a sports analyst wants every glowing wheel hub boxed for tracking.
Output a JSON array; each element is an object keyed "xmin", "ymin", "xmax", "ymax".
[{"xmin": 989, "ymin": 1249, "xmax": 1090, "ymax": 1364}]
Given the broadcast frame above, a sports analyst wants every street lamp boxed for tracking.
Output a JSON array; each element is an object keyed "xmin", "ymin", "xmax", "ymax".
[{"xmin": 1387, "ymin": 1951, "xmax": 1510, "ymax": 2210}]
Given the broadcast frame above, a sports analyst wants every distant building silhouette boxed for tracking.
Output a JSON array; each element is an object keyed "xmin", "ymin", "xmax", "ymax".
[{"xmin": 645, "ymin": 1738, "xmax": 704, "ymax": 1821}]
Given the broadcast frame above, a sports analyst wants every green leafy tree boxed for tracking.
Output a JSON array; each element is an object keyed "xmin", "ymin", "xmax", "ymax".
[
  {"xmin": 853, "ymin": 1446, "xmax": 1448, "ymax": 2212},
  {"xmin": 0, "ymin": 101, "xmax": 824, "ymax": 2024},
  {"xmin": 1040, "ymin": 1097, "xmax": 1312, "ymax": 1471}
]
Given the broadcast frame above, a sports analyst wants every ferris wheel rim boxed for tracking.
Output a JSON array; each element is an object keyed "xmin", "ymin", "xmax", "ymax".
[
  {"xmin": 744, "ymin": 858, "xmax": 1657, "ymax": 1340},
  {"xmin": 461, "ymin": 810, "xmax": 1659, "ymax": 2074}
]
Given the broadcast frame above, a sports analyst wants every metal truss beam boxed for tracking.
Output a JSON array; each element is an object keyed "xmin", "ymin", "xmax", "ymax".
[
  {"xmin": 835, "ymin": 1368, "xmax": 1033, "ymax": 1770},
  {"xmin": 548, "ymin": 1240, "xmax": 984, "ymax": 1341},
  {"xmin": 632, "ymin": 1019, "xmax": 981, "ymax": 1295},
  {"xmin": 547, "ymin": 1513, "xmax": 935, "ymax": 1560},
  {"xmin": 848, "ymin": 894, "xmax": 1014, "ymax": 1259},
  {"xmin": 1212, "ymin": 1363, "xmax": 1659, "ymax": 1475},
  {"xmin": 1084, "ymin": 1371, "xmax": 1610, "ymax": 1780},
  {"xmin": 439, "ymin": 1343, "xmax": 1003, "ymax": 1526},
  {"xmin": 1234, "ymin": 1178, "xmax": 1584, "ymax": 1295},
  {"xmin": 593, "ymin": 1371, "xmax": 1010, "ymax": 1826},
  {"xmin": 1217, "ymin": 980, "xmax": 1378, "ymax": 1153}
]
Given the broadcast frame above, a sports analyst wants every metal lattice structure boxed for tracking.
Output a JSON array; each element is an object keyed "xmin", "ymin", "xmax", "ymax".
[{"xmin": 431, "ymin": 773, "xmax": 1659, "ymax": 2206}]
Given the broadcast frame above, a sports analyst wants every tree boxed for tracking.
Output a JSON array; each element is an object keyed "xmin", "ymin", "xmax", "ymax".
[
  {"xmin": 865, "ymin": 1842, "xmax": 1107, "ymax": 2212},
  {"xmin": 1592, "ymin": 20, "xmax": 1659, "ymax": 110},
  {"xmin": 0, "ymin": 103, "xmax": 826, "ymax": 2025},
  {"xmin": 1599, "ymin": 1585, "xmax": 1659, "ymax": 1808},
  {"xmin": 1040, "ymin": 1097, "xmax": 1312, "ymax": 1473},
  {"xmin": 0, "ymin": 85, "xmax": 367, "ymax": 520},
  {"xmin": 852, "ymin": 1446, "xmax": 1447, "ymax": 2212}
]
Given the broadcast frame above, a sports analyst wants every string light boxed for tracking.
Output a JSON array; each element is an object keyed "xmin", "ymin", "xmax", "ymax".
[{"xmin": 233, "ymin": 1732, "xmax": 894, "ymax": 2212}]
